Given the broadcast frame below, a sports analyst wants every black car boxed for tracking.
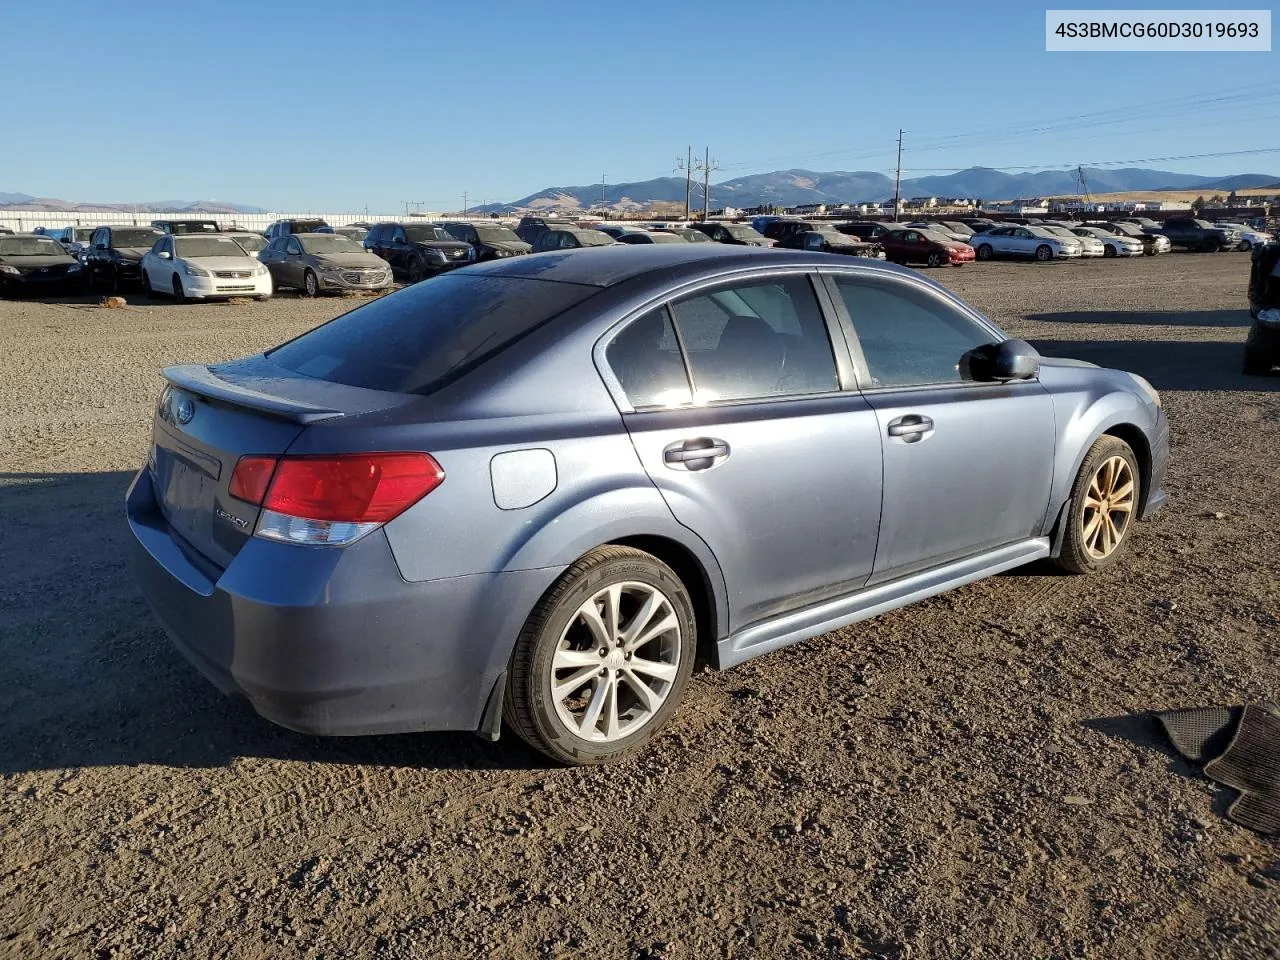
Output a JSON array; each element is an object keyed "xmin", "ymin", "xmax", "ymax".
[
  {"xmin": 0, "ymin": 227, "xmax": 13, "ymax": 236},
  {"xmin": 836, "ymin": 221, "xmax": 906, "ymax": 242},
  {"xmin": 83, "ymin": 225, "xmax": 164, "ymax": 291},
  {"xmin": 774, "ymin": 224, "xmax": 883, "ymax": 259},
  {"xmin": 514, "ymin": 216, "xmax": 577, "ymax": 246},
  {"xmin": 264, "ymin": 218, "xmax": 333, "ymax": 241},
  {"xmin": 438, "ymin": 221, "xmax": 532, "ymax": 260},
  {"xmin": 531, "ymin": 228, "xmax": 616, "ymax": 252},
  {"xmin": 365, "ymin": 222, "xmax": 474, "ymax": 282},
  {"xmin": 0, "ymin": 234, "xmax": 87, "ymax": 297},
  {"xmin": 614, "ymin": 231, "xmax": 687, "ymax": 245},
  {"xmin": 688, "ymin": 222, "xmax": 772, "ymax": 246},
  {"xmin": 1245, "ymin": 240, "xmax": 1280, "ymax": 375},
  {"xmin": 151, "ymin": 219, "xmax": 220, "ymax": 235},
  {"xmin": 1145, "ymin": 217, "xmax": 1240, "ymax": 252}
]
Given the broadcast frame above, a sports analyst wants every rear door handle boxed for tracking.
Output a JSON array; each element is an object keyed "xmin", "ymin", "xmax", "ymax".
[
  {"xmin": 663, "ymin": 438, "xmax": 730, "ymax": 471},
  {"xmin": 886, "ymin": 414, "xmax": 934, "ymax": 439}
]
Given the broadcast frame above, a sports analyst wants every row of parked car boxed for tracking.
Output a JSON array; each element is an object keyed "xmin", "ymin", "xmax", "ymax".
[{"xmin": 1, "ymin": 211, "xmax": 1272, "ymax": 300}]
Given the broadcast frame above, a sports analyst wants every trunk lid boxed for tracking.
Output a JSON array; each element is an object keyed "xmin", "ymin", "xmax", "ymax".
[{"xmin": 149, "ymin": 356, "xmax": 421, "ymax": 569}]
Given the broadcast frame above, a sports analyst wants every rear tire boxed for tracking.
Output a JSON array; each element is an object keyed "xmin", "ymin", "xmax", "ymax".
[
  {"xmin": 976, "ymin": 243, "xmax": 993, "ymax": 261},
  {"xmin": 504, "ymin": 546, "xmax": 697, "ymax": 765},
  {"xmin": 1052, "ymin": 436, "xmax": 1141, "ymax": 575}
]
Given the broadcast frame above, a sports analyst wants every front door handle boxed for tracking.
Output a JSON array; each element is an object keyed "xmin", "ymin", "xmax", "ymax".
[
  {"xmin": 886, "ymin": 414, "xmax": 934, "ymax": 440},
  {"xmin": 663, "ymin": 437, "xmax": 730, "ymax": 471}
]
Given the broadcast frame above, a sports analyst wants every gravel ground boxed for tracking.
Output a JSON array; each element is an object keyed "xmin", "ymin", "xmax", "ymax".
[{"xmin": 1, "ymin": 254, "xmax": 1277, "ymax": 960}]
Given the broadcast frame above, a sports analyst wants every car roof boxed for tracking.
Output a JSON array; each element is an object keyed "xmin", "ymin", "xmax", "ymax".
[{"xmin": 460, "ymin": 244, "xmax": 921, "ymax": 288}]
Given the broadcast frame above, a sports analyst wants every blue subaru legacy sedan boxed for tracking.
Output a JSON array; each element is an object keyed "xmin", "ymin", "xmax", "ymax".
[{"xmin": 127, "ymin": 245, "xmax": 1168, "ymax": 764}]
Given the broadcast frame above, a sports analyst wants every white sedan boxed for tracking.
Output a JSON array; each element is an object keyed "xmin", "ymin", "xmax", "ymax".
[
  {"xmin": 969, "ymin": 225, "xmax": 1082, "ymax": 261},
  {"xmin": 1215, "ymin": 222, "xmax": 1274, "ymax": 251},
  {"xmin": 1071, "ymin": 226, "xmax": 1145, "ymax": 258},
  {"xmin": 141, "ymin": 233, "xmax": 273, "ymax": 301},
  {"xmin": 1043, "ymin": 225, "xmax": 1103, "ymax": 257}
]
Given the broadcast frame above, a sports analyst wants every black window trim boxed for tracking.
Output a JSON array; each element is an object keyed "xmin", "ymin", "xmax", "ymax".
[
  {"xmin": 816, "ymin": 267, "xmax": 1013, "ymax": 395},
  {"xmin": 594, "ymin": 266, "xmax": 859, "ymax": 414}
]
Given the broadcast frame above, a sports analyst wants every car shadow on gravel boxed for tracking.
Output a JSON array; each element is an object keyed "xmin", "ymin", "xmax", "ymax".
[
  {"xmin": 1030, "ymin": 309, "xmax": 1251, "ymax": 329},
  {"xmin": 0, "ymin": 470, "xmax": 550, "ymax": 775},
  {"xmin": 1030, "ymin": 337, "xmax": 1279, "ymax": 392}
]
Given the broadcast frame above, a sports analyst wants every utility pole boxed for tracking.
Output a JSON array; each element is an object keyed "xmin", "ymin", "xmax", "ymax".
[
  {"xmin": 462, "ymin": 192, "xmax": 468, "ymax": 216},
  {"xmin": 675, "ymin": 146, "xmax": 692, "ymax": 220},
  {"xmin": 693, "ymin": 147, "xmax": 720, "ymax": 221},
  {"xmin": 892, "ymin": 129, "xmax": 903, "ymax": 222},
  {"xmin": 601, "ymin": 173, "xmax": 607, "ymax": 214}
]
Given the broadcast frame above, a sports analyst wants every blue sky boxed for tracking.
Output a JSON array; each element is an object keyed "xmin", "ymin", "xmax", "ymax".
[{"xmin": 3, "ymin": 0, "xmax": 1276, "ymax": 210}]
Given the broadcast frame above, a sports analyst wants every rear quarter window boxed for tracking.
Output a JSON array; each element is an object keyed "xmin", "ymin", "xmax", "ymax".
[{"xmin": 268, "ymin": 274, "xmax": 599, "ymax": 394}]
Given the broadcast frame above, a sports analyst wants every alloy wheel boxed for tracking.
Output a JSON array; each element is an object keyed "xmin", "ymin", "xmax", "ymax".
[
  {"xmin": 550, "ymin": 581, "xmax": 681, "ymax": 743},
  {"xmin": 1081, "ymin": 455, "xmax": 1135, "ymax": 560}
]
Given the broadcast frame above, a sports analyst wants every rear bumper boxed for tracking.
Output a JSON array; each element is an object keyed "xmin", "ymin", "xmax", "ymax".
[{"xmin": 126, "ymin": 468, "xmax": 555, "ymax": 736}]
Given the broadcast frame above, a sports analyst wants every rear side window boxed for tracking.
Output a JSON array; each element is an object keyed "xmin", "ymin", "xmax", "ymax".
[
  {"xmin": 606, "ymin": 308, "xmax": 692, "ymax": 408},
  {"xmin": 268, "ymin": 275, "xmax": 599, "ymax": 394}
]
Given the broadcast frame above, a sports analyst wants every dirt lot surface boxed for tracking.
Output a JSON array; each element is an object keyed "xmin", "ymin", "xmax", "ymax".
[{"xmin": 1, "ymin": 254, "xmax": 1277, "ymax": 959}]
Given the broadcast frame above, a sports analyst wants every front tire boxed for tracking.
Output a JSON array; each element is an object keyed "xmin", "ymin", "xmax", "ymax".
[
  {"xmin": 1243, "ymin": 334, "xmax": 1272, "ymax": 375},
  {"xmin": 1035, "ymin": 244, "xmax": 1053, "ymax": 262},
  {"xmin": 142, "ymin": 269, "xmax": 155, "ymax": 298},
  {"xmin": 976, "ymin": 243, "xmax": 993, "ymax": 261},
  {"xmin": 1053, "ymin": 436, "xmax": 1141, "ymax": 575},
  {"xmin": 303, "ymin": 269, "xmax": 319, "ymax": 297},
  {"xmin": 926, "ymin": 252, "xmax": 943, "ymax": 268},
  {"xmin": 407, "ymin": 257, "xmax": 426, "ymax": 284},
  {"xmin": 1103, "ymin": 244, "xmax": 1117, "ymax": 258},
  {"xmin": 172, "ymin": 275, "xmax": 187, "ymax": 303},
  {"xmin": 504, "ymin": 546, "xmax": 697, "ymax": 765}
]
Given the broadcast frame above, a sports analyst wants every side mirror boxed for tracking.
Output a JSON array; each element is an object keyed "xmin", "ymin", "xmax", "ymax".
[
  {"xmin": 158, "ymin": 251, "xmax": 171, "ymax": 260},
  {"xmin": 962, "ymin": 338, "xmax": 1040, "ymax": 382}
]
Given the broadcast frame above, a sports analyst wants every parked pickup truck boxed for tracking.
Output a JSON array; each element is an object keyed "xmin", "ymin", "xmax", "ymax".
[{"xmin": 1147, "ymin": 218, "xmax": 1240, "ymax": 252}]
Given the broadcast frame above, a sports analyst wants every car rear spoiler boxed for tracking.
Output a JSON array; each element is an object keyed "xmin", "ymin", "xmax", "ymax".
[{"xmin": 162, "ymin": 364, "xmax": 344, "ymax": 424}]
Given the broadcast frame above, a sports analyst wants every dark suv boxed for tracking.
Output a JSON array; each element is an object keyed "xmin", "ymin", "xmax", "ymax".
[
  {"xmin": 1245, "ymin": 240, "xmax": 1280, "ymax": 374},
  {"xmin": 438, "ymin": 221, "xmax": 532, "ymax": 261},
  {"xmin": 514, "ymin": 216, "xmax": 577, "ymax": 246},
  {"xmin": 264, "ymin": 219, "xmax": 333, "ymax": 241},
  {"xmin": 1147, "ymin": 217, "xmax": 1240, "ymax": 252},
  {"xmin": 365, "ymin": 222, "xmax": 474, "ymax": 282},
  {"xmin": 83, "ymin": 225, "xmax": 164, "ymax": 291}
]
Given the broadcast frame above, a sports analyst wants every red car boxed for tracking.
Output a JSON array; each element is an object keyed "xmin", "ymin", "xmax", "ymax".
[{"xmin": 879, "ymin": 228, "xmax": 975, "ymax": 267}]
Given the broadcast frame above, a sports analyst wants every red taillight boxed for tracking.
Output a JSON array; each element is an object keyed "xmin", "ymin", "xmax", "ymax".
[
  {"xmin": 260, "ymin": 453, "xmax": 444, "ymax": 523},
  {"xmin": 229, "ymin": 456, "xmax": 279, "ymax": 505}
]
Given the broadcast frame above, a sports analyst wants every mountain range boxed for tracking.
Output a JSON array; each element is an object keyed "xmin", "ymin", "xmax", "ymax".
[
  {"xmin": 481, "ymin": 167, "xmax": 1280, "ymax": 213},
  {"xmin": 0, "ymin": 193, "xmax": 267, "ymax": 214}
]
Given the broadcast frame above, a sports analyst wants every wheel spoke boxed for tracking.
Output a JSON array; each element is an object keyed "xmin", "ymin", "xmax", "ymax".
[
  {"xmin": 553, "ymin": 666, "xmax": 600, "ymax": 702},
  {"xmin": 620, "ymin": 669, "xmax": 663, "ymax": 713},
  {"xmin": 1111, "ymin": 479, "xmax": 1134, "ymax": 504},
  {"xmin": 1106, "ymin": 513, "xmax": 1123, "ymax": 547},
  {"xmin": 1082, "ymin": 509, "xmax": 1102, "ymax": 542},
  {"xmin": 553, "ymin": 646, "xmax": 604, "ymax": 670},
  {"xmin": 578, "ymin": 675, "xmax": 609, "ymax": 735},
  {"xmin": 627, "ymin": 656, "xmax": 678, "ymax": 684},
  {"xmin": 1089, "ymin": 477, "xmax": 1104, "ymax": 500},
  {"xmin": 1084, "ymin": 495, "xmax": 1104, "ymax": 511},
  {"xmin": 619, "ymin": 590, "xmax": 661, "ymax": 647},
  {"xmin": 601, "ymin": 583, "xmax": 623, "ymax": 644},
  {"xmin": 577, "ymin": 603, "xmax": 611, "ymax": 649},
  {"xmin": 624, "ymin": 611, "xmax": 678, "ymax": 654},
  {"xmin": 603, "ymin": 675, "xmax": 621, "ymax": 739},
  {"xmin": 1110, "ymin": 501, "xmax": 1133, "ymax": 515}
]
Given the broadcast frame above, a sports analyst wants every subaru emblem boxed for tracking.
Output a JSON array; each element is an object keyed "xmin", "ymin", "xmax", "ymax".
[{"xmin": 175, "ymin": 397, "xmax": 195, "ymax": 425}]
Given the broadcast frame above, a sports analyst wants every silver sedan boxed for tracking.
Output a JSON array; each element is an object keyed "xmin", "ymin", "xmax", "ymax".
[{"xmin": 970, "ymin": 225, "xmax": 1082, "ymax": 261}]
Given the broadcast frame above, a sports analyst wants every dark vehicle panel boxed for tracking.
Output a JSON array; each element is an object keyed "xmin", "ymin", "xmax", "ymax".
[
  {"xmin": 83, "ymin": 225, "xmax": 164, "ymax": 291},
  {"xmin": 438, "ymin": 221, "xmax": 532, "ymax": 261},
  {"xmin": 688, "ymin": 222, "xmax": 772, "ymax": 246},
  {"xmin": 365, "ymin": 222, "xmax": 474, "ymax": 281},
  {"xmin": 514, "ymin": 216, "xmax": 576, "ymax": 246},
  {"xmin": 531, "ymin": 228, "xmax": 617, "ymax": 252},
  {"xmin": 151, "ymin": 219, "xmax": 221, "ymax": 235}
]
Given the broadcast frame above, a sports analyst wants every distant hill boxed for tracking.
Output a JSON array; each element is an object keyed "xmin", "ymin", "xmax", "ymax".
[
  {"xmin": 480, "ymin": 165, "xmax": 1280, "ymax": 213},
  {"xmin": 0, "ymin": 195, "xmax": 267, "ymax": 214}
]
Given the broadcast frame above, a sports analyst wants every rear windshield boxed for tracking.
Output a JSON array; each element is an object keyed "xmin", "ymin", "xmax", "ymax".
[
  {"xmin": 724, "ymin": 224, "xmax": 762, "ymax": 240},
  {"xmin": 167, "ymin": 222, "xmax": 219, "ymax": 234},
  {"xmin": 298, "ymin": 235, "xmax": 364, "ymax": 254},
  {"xmin": 267, "ymin": 274, "xmax": 599, "ymax": 394},
  {"xmin": 404, "ymin": 224, "xmax": 455, "ymax": 243}
]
